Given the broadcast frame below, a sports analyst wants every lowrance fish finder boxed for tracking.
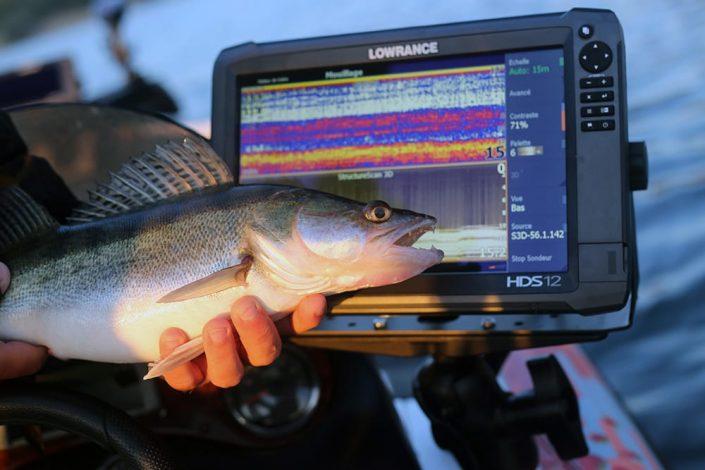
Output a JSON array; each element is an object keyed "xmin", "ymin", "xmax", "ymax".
[{"xmin": 212, "ymin": 8, "xmax": 648, "ymax": 352}]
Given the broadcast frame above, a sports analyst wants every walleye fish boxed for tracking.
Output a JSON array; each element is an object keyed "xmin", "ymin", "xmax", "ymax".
[{"xmin": 0, "ymin": 138, "xmax": 443, "ymax": 379}]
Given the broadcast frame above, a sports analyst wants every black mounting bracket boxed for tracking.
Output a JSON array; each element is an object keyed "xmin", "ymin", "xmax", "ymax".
[{"xmin": 413, "ymin": 354, "xmax": 588, "ymax": 469}]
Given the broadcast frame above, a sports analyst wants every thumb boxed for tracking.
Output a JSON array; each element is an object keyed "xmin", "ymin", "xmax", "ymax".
[
  {"xmin": 0, "ymin": 262, "xmax": 9, "ymax": 294},
  {"xmin": 0, "ymin": 342, "xmax": 48, "ymax": 380}
]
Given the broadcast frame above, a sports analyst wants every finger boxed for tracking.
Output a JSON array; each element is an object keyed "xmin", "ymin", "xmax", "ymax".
[
  {"xmin": 0, "ymin": 342, "xmax": 47, "ymax": 380},
  {"xmin": 230, "ymin": 296, "xmax": 281, "ymax": 367},
  {"xmin": 159, "ymin": 328, "xmax": 204, "ymax": 391},
  {"xmin": 276, "ymin": 294, "xmax": 326, "ymax": 336},
  {"xmin": 203, "ymin": 316, "xmax": 244, "ymax": 388},
  {"xmin": 0, "ymin": 262, "xmax": 10, "ymax": 294}
]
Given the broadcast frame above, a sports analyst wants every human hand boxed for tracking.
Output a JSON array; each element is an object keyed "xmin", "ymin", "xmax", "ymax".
[
  {"xmin": 0, "ymin": 262, "xmax": 48, "ymax": 379},
  {"xmin": 159, "ymin": 295, "xmax": 326, "ymax": 391}
]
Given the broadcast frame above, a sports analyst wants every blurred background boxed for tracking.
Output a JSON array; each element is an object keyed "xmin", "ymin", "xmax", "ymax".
[{"xmin": 1, "ymin": 0, "xmax": 703, "ymax": 467}]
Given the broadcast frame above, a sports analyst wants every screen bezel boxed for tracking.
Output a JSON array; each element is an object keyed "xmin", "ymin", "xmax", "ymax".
[{"xmin": 228, "ymin": 27, "xmax": 578, "ymax": 296}]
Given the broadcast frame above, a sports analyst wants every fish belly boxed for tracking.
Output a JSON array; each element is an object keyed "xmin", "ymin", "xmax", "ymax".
[
  {"xmin": 108, "ymin": 271, "xmax": 302, "ymax": 363},
  {"xmin": 0, "ymin": 267, "xmax": 301, "ymax": 364}
]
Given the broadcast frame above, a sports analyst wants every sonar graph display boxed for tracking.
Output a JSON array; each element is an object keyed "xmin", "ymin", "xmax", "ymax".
[
  {"xmin": 240, "ymin": 65, "xmax": 505, "ymax": 176},
  {"xmin": 239, "ymin": 47, "xmax": 567, "ymax": 273}
]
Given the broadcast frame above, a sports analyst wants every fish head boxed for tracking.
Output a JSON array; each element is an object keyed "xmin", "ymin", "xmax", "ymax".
[{"xmin": 247, "ymin": 189, "xmax": 444, "ymax": 295}]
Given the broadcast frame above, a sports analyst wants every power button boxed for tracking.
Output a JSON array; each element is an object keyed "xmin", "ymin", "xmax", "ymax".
[{"xmin": 578, "ymin": 24, "xmax": 594, "ymax": 39}]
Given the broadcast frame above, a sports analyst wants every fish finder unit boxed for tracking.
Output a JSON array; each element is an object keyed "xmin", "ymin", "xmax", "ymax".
[{"xmin": 212, "ymin": 8, "xmax": 648, "ymax": 351}]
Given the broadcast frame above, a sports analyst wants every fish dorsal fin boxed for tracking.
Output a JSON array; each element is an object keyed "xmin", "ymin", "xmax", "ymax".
[
  {"xmin": 68, "ymin": 137, "xmax": 233, "ymax": 223},
  {"xmin": 0, "ymin": 187, "xmax": 59, "ymax": 254}
]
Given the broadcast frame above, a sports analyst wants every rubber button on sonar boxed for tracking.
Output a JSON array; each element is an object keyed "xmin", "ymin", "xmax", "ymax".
[
  {"xmin": 579, "ymin": 41, "xmax": 613, "ymax": 73},
  {"xmin": 580, "ymin": 76, "xmax": 613, "ymax": 88},
  {"xmin": 581, "ymin": 120, "xmax": 615, "ymax": 132},
  {"xmin": 580, "ymin": 91, "xmax": 614, "ymax": 103},
  {"xmin": 578, "ymin": 24, "xmax": 594, "ymax": 39},
  {"xmin": 581, "ymin": 105, "xmax": 614, "ymax": 117}
]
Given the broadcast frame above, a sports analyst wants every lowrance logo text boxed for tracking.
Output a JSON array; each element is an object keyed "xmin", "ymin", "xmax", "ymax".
[
  {"xmin": 368, "ymin": 41, "xmax": 439, "ymax": 60},
  {"xmin": 506, "ymin": 275, "xmax": 562, "ymax": 288}
]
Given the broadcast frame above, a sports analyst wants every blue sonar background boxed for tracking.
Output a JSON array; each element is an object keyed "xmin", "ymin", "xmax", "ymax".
[{"xmin": 1, "ymin": 0, "xmax": 704, "ymax": 467}]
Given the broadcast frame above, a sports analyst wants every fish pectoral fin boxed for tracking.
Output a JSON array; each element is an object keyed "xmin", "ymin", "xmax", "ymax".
[
  {"xmin": 143, "ymin": 336, "xmax": 205, "ymax": 380},
  {"xmin": 157, "ymin": 256, "xmax": 252, "ymax": 303}
]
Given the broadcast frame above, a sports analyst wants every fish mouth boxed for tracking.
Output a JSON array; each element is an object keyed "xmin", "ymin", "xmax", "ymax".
[
  {"xmin": 385, "ymin": 216, "xmax": 444, "ymax": 263},
  {"xmin": 357, "ymin": 215, "xmax": 444, "ymax": 288},
  {"xmin": 392, "ymin": 217, "xmax": 436, "ymax": 247}
]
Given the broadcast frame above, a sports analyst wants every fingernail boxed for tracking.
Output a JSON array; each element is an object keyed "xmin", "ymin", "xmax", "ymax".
[
  {"xmin": 314, "ymin": 298, "xmax": 328, "ymax": 318},
  {"xmin": 208, "ymin": 327, "xmax": 229, "ymax": 345},
  {"xmin": 238, "ymin": 303, "xmax": 260, "ymax": 322},
  {"xmin": 313, "ymin": 306, "xmax": 326, "ymax": 318},
  {"xmin": 163, "ymin": 337, "xmax": 183, "ymax": 349}
]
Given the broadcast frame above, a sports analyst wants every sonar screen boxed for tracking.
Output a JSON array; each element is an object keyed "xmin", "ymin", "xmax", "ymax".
[
  {"xmin": 213, "ymin": 8, "xmax": 647, "ymax": 323},
  {"xmin": 237, "ymin": 49, "xmax": 567, "ymax": 275}
]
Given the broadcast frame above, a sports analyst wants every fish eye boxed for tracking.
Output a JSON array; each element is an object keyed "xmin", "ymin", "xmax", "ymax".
[{"xmin": 364, "ymin": 201, "xmax": 392, "ymax": 223}]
